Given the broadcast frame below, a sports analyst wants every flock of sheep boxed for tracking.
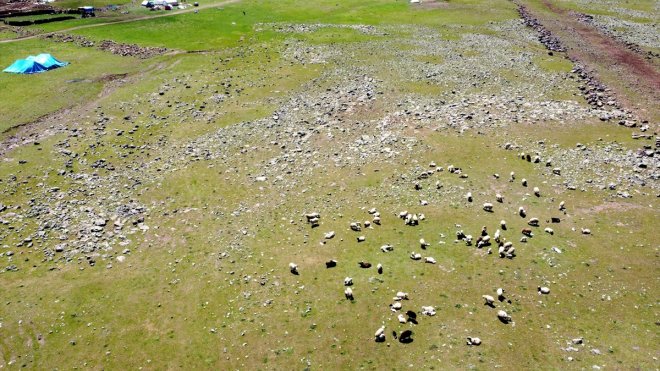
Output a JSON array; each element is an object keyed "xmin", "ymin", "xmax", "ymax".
[{"xmin": 288, "ymin": 159, "xmax": 591, "ymax": 346}]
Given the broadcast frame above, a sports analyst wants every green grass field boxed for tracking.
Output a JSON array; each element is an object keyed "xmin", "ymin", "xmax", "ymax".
[{"xmin": 0, "ymin": 0, "xmax": 657, "ymax": 369}]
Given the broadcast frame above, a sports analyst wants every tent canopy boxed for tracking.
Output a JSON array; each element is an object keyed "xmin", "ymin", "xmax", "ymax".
[
  {"xmin": 3, "ymin": 59, "xmax": 49, "ymax": 74},
  {"xmin": 3, "ymin": 53, "xmax": 68, "ymax": 74},
  {"xmin": 27, "ymin": 54, "xmax": 68, "ymax": 69}
]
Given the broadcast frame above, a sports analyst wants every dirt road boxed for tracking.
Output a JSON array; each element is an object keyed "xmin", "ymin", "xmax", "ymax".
[{"xmin": 519, "ymin": 0, "xmax": 660, "ymax": 123}]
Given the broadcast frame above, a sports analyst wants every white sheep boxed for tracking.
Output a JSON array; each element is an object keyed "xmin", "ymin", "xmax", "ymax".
[
  {"xmin": 519, "ymin": 207, "xmax": 526, "ymax": 217},
  {"xmin": 410, "ymin": 252, "xmax": 422, "ymax": 260},
  {"xmin": 424, "ymin": 257, "xmax": 436, "ymax": 264},
  {"xmin": 497, "ymin": 288, "xmax": 505, "ymax": 299},
  {"xmin": 350, "ymin": 222, "xmax": 361, "ymax": 231},
  {"xmin": 420, "ymin": 238, "xmax": 430, "ymax": 249},
  {"xmin": 373, "ymin": 216, "xmax": 381, "ymax": 225},
  {"xmin": 559, "ymin": 201, "xmax": 565, "ymax": 211},
  {"xmin": 483, "ymin": 203, "xmax": 493, "ymax": 212},
  {"xmin": 544, "ymin": 227, "xmax": 554, "ymax": 235},
  {"xmin": 466, "ymin": 337, "xmax": 482, "ymax": 346},
  {"xmin": 482, "ymin": 295, "xmax": 495, "ymax": 306},
  {"xmin": 399, "ymin": 210, "xmax": 409, "ymax": 219},
  {"xmin": 377, "ymin": 263, "xmax": 383, "ymax": 274},
  {"xmin": 381, "ymin": 244, "xmax": 394, "ymax": 253},
  {"xmin": 466, "ymin": 192, "xmax": 473, "ymax": 202},
  {"xmin": 421, "ymin": 306, "xmax": 436, "ymax": 316},
  {"xmin": 494, "ymin": 229, "xmax": 501, "ymax": 242},
  {"xmin": 344, "ymin": 277, "xmax": 353, "ymax": 286},
  {"xmin": 500, "ymin": 220, "xmax": 507, "ymax": 229},
  {"xmin": 497, "ymin": 310, "xmax": 512, "ymax": 323},
  {"xmin": 522, "ymin": 178, "xmax": 528, "ymax": 187},
  {"xmin": 398, "ymin": 314, "xmax": 407, "ymax": 323},
  {"xmin": 368, "ymin": 208, "xmax": 377, "ymax": 214},
  {"xmin": 374, "ymin": 325, "xmax": 386, "ymax": 342},
  {"xmin": 324, "ymin": 231, "xmax": 336, "ymax": 239},
  {"xmin": 509, "ymin": 171, "xmax": 515, "ymax": 182},
  {"xmin": 464, "ymin": 235, "xmax": 473, "ymax": 246},
  {"xmin": 395, "ymin": 292, "xmax": 409, "ymax": 300},
  {"xmin": 581, "ymin": 228, "xmax": 591, "ymax": 235},
  {"xmin": 390, "ymin": 302, "xmax": 402, "ymax": 311},
  {"xmin": 496, "ymin": 193, "xmax": 503, "ymax": 203},
  {"xmin": 528, "ymin": 218, "xmax": 539, "ymax": 227},
  {"xmin": 345, "ymin": 287, "xmax": 354, "ymax": 300},
  {"xmin": 289, "ymin": 262, "xmax": 298, "ymax": 274},
  {"xmin": 538, "ymin": 286, "xmax": 550, "ymax": 295},
  {"xmin": 533, "ymin": 187, "xmax": 540, "ymax": 197}
]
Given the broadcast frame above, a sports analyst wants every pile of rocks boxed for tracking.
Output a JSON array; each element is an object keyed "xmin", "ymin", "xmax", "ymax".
[
  {"xmin": 42, "ymin": 33, "xmax": 169, "ymax": 58},
  {"xmin": 517, "ymin": 5, "xmax": 566, "ymax": 52}
]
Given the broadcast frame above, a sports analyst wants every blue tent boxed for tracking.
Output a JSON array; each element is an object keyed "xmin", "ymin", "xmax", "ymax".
[
  {"xmin": 3, "ymin": 59, "xmax": 49, "ymax": 74},
  {"xmin": 27, "ymin": 54, "xmax": 68, "ymax": 69}
]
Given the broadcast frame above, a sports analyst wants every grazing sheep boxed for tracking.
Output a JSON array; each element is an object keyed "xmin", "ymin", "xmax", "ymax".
[
  {"xmin": 496, "ymin": 193, "xmax": 503, "ymax": 203},
  {"xmin": 533, "ymin": 187, "xmax": 540, "ymax": 197},
  {"xmin": 377, "ymin": 263, "xmax": 383, "ymax": 274},
  {"xmin": 364, "ymin": 220, "xmax": 371, "ymax": 228},
  {"xmin": 406, "ymin": 310, "xmax": 418, "ymax": 324},
  {"xmin": 306, "ymin": 212, "xmax": 320, "ymax": 227},
  {"xmin": 559, "ymin": 201, "xmax": 566, "ymax": 211},
  {"xmin": 399, "ymin": 330, "xmax": 414, "ymax": 344},
  {"xmin": 399, "ymin": 211, "xmax": 409, "ymax": 219},
  {"xmin": 357, "ymin": 236, "xmax": 366, "ymax": 242},
  {"xmin": 358, "ymin": 261, "xmax": 372, "ymax": 268},
  {"xmin": 493, "ymin": 173, "xmax": 500, "ymax": 179},
  {"xmin": 421, "ymin": 306, "xmax": 436, "ymax": 316},
  {"xmin": 519, "ymin": 207, "xmax": 526, "ymax": 217},
  {"xmin": 544, "ymin": 227, "xmax": 554, "ymax": 235},
  {"xmin": 466, "ymin": 337, "xmax": 482, "ymax": 346},
  {"xmin": 501, "ymin": 220, "xmax": 507, "ymax": 230},
  {"xmin": 521, "ymin": 228, "xmax": 533, "ymax": 237},
  {"xmin": 487, "ymin": 247, "xmax": 492, "ymax": 254},
  {"xmin": 380, "ymin": 244, "xmax": 394, "ymax": 253},
  {"xmin": 497, "ymin": 288, "xmax": 505, "ymax": 300},
  {"xmin": 499, "ymin": 241, "xmax": 515, "ymax": 258},
  {"xmin": 509, "ymin": 172, "xmax": 515, "ymax": 182},
  {"xmin": 420, "ymin": 238, "xmax": 430, "ymax": 249},
  {"xmin": 390, "ymin": 302, "xmax": 402, "ymax": 311},
  {"xmin": 375, "ymin": 326, "xmax": 386, "ymax": 342},
  {"xmin": 520, "ymin": 236, "xmax": 528, "ymax": 243},
  {"xmin": 414, "ymin": 182, "xmax": 422, "ymax": 190},
  {"xmin": 344, "ymin": 277, "xmax": 353, "ymax": 286},
  {"xmin": 345, "ymin": 287, "xmax": 354, "ymax": 300},
  {"xmin": 368, "ymin": 208, "xmax": 378, "ymax": 215},
  {"xmin": 538, "ymin": 286, "xmax": 550, "ymax": 295},
  {"xmin": 410, "ymin": 252, "xmax": 422, "ymax": 260},
  {"xmin": 551, "ymin": 217, "xmax": 561, "ymax": 223},
  {"xmin": 373, "ymin": 216, "xmax": 381, "ymax": 225},
  {"xmin": 398, "ymin": 314, "xmax": 407, "ymax": 323},
  {"xmin": 324, "ymin": 231, "xmax": 336, "ymax": 239},
  {"xmin": 396, "ymin": 292, "xmax": 409, "ymax": 300},
  {"xmin": 325, "ymin": 259, "xmax": 338, "ymax": 268},
  {"xmin": 497, "ymin": 310, "xmax": 512, "ymax": 323},
  {"xmin": 522, "ymin": 178, "xmax": 528, "ymax": 187},
  {"xmin": 483, "ymin": 203, "xmax": 494, "ymax": 212},
  {"xmin": 494, "ymin": 229, "xmax": 501, "ymax": 243},
  {"xmin": 464, "ymin": 235, "xmax": 473, "ymax": 246},
  {"xmin": 448, "ymin": 165, "xmax": 456, "ymax": 173},
  {"xmin": 289, "ymin": 262, "xmax": 299, "ymax": 275},
  {"xmin": 552, "ymin": 168, "xmax": 561, "ymax": 175},
  {"xmin": 528, "ymin": 218, "xmax": 539, "ymax": 227},
  {"xmin": 456, "ymin": 230, "xmax": 466, "ymax": 240},
  {"xmin": 350, "ymin": 222, "xmax": 361, "ymax": 232},
  {"xmin": 466, "ymin": 192, "xmax": 473, "ymax": 202},
  {"xmin": 581, "ymin": 228, "xmax": 591, "ymax": 235},
  {"xmin": 525, "ymin": 154, "xmax": 531, "ymax": 162},
  {"xmin": 482, "ymin": 295, "xmax": 495, "ymax": 306},
  {"xmin": 424, "ymin": 257, "xmax": 436, "ymax": 264},
  {"xmin": 481, "ymin": 226, "xmax": 488, "ymax": 236},
  {"xmin": 533, "ymin": 155, "xmax": 540, "ymax": 163}
]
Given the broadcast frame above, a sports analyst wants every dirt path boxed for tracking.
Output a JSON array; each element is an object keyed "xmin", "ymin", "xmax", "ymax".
[
  {"xmin": 0, "ymin": 59, "xmax": 176, "ymax": 156},
  {"xmin": 0, "ymin": 0, "xmax": 241, "ymax": 44},
  {"xmin": 521, "ymin": 0, "xmax": 660, "ymax": 123}
]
